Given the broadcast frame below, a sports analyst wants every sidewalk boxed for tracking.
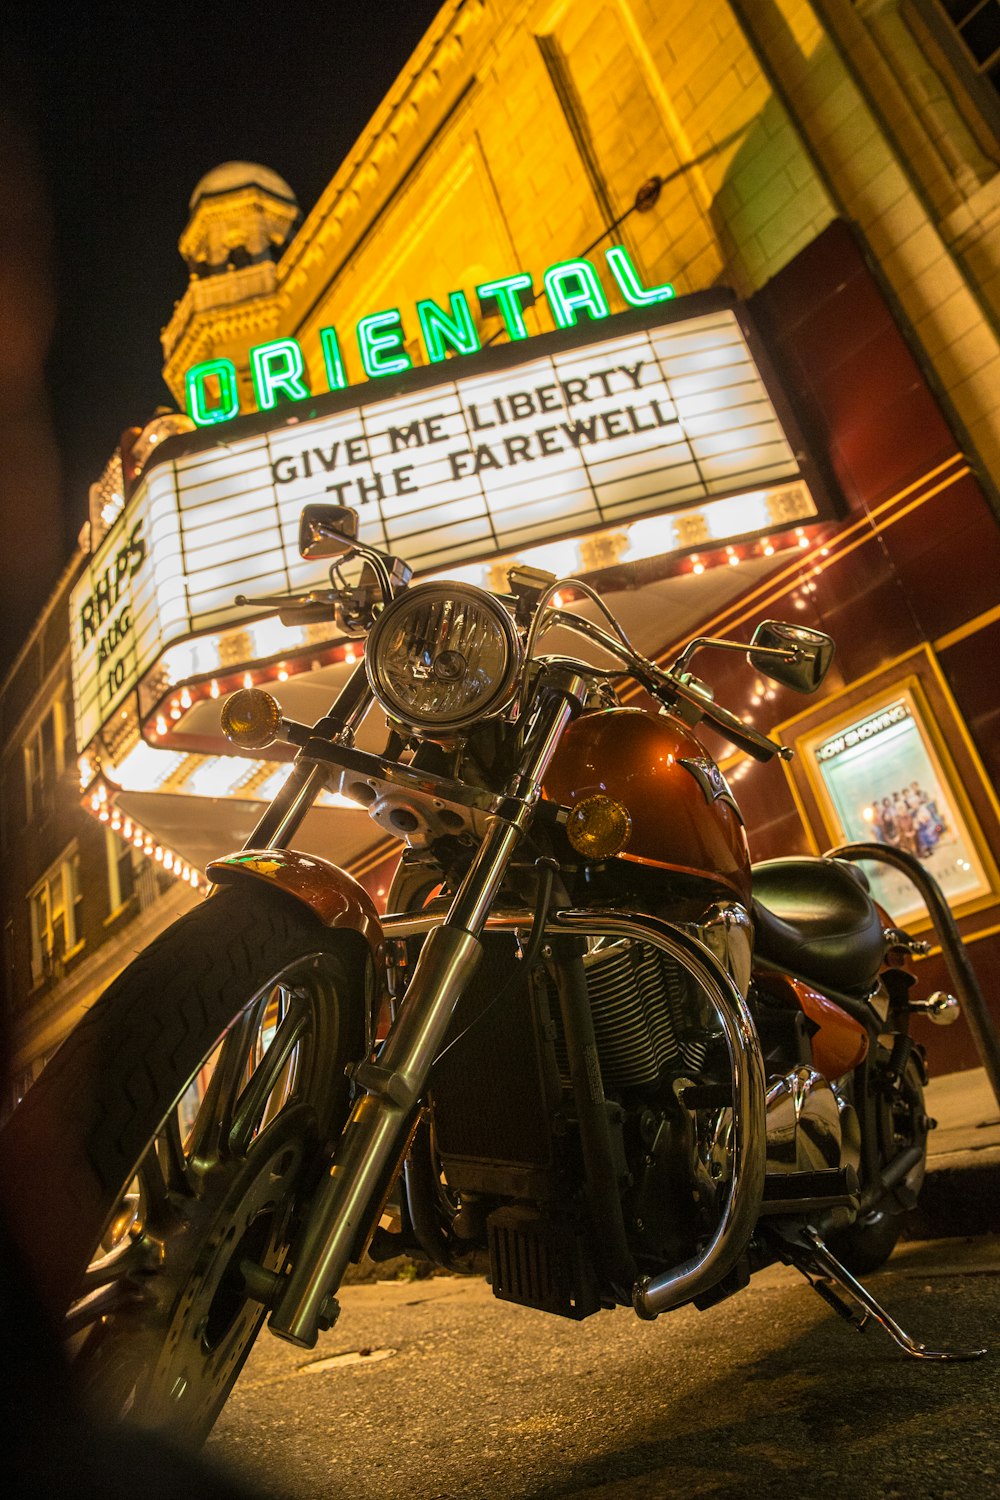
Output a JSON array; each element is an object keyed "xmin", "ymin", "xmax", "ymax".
[{"xmin": 910, "ymin": 1066, "xmax": 1000, "ymax": 1239}]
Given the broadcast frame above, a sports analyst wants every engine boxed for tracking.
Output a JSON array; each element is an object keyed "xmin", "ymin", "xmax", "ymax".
[
  {"xmin": 420, "ymin": 926, "xmax": 862, "ymax": 1316},
  {"xmin": 422, "ymin": 932, "xmax": 730, "ymax": 1304}
]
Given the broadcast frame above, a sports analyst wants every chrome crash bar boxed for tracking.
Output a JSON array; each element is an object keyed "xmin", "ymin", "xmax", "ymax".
[{"xmin": 382, "ymin": 905, "xmax": 768, "ymax": 1319}]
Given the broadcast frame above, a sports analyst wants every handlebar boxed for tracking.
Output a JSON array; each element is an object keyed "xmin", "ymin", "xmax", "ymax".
[
  {"xmin": 237, "ymin": 554, "xmax": 791, "ymax": 764},
  {"xmin": 673, "ymin": 681, "xmax": 791, "ymax": 763},
  {"xmin": 546, "ymin": 607, "xmax": 789, "ymax": 762}
]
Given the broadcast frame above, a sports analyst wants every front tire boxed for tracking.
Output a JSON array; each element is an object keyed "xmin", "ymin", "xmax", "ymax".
[{"xmin": 0, "ymin": 883, "xmax": 368, "ymax": 1442}]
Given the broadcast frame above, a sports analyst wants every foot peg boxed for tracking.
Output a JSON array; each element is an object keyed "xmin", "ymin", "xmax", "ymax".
[{"xmin": 777, "ymin": 1226, "xmax": 987, "ymax": 1362}]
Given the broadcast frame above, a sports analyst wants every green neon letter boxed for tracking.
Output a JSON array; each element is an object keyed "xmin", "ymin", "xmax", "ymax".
[
  {"xmin": 185, "ymin": 358, "xmax": 240, "ymax": 426},
  {"xmin": 250, "ymin": 338, "xmax": 310, "ymax": 410},
  {"xmin": 357, "ymin": 309, "xmax": 411, "ymax": 378},
  {"xmin": 605, "ymin": 245, "xmax": 674, "ymax": 306},
  {"xmin": 416, "ymin": 291, "xmax": 480, "ymax": 364},
  {"xmin": 543, "ymin": 258, "xmax": 610, "ymax": 329},
  {"xmin": 319, "ymin": 326, "xmax": 348, "ymax": 391},
  {"xmin": 476, "ymin": 273, "xmax": 534, "ymax": 341}
]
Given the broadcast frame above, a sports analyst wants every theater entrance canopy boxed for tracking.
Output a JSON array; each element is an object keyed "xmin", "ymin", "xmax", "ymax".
[{"xmin": 70, "ymin": 284, "xmax": 836, "ymax": 886}]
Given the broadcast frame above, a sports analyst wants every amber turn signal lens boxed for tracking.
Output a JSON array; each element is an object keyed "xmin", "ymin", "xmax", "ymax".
[
  {"xmin": 220, "ymin": 688, "xmax": 282, "ymax": 749},
  {"xmin": 564, "ymin": 794, "xmax": 632, "ymax": 859}
]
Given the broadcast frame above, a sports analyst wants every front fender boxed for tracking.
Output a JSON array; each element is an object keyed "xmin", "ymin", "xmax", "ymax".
[{"xmin": 207, "ymin": 849, "xmax": 384, "ymax": 964}]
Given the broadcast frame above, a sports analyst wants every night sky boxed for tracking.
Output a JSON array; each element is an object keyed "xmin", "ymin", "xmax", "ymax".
[{"xmin": 1, "ymin": 1, "xmax": 442, "ymax": 667}]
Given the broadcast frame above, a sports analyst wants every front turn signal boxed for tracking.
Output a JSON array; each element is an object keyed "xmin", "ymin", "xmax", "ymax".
[
  {"xmin": 220, "ymin": 688, "xmax": 282, "ymax": 749},
  {"xmin": 565, "ymin": 794, "xmax": 632, "ymax": 859}
]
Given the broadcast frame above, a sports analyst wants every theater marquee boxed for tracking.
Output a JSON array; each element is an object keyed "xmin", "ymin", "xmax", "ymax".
[{"xmin": 70, "ymin": 289, "xmax": 830, "ymax": 752}]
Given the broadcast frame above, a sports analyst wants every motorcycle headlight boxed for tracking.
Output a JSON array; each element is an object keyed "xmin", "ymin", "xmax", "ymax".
[{"xmin": 365, "ymin": 582, "xmax": 522, "ymax": 734}]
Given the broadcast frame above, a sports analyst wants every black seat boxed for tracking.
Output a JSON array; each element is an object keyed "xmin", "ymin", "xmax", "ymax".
[{"xmin": 751, "ymin": 856, "xmax": 885, "ymax": 997}]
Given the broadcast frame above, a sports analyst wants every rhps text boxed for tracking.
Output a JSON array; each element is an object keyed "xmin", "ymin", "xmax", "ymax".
[
  {"xmin": 184, "ymin": 246, "xmax": 674, "ymax": 426},
  {"xmin": 78, "ymin": 521, "xmax": 146, "ymax": 701}
]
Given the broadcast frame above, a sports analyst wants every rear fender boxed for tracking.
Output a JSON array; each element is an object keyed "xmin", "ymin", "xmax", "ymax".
[{"xmin": 207, "ymin": 849, "xmax": 384, "ymax": 964}]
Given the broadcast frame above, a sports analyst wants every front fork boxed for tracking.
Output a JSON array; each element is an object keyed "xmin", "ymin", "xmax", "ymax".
[{"xmin": 268, "ymin": 675, "xmax": 586, "ymax": 1346}]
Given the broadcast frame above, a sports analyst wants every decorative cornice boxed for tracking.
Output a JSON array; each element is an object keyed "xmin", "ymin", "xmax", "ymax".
[
  {"xmin": 277, "ymin": 0, "xmax": 492, "ymax": 313},
  {"xmin": 162, "ymin": 291, "xmax": 288, "ymax": 403}
]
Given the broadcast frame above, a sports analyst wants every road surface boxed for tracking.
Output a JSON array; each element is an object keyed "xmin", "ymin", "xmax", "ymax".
[{"xmin": 209, "ymin": 1236, "xmax": 999, "ymax": 1500}]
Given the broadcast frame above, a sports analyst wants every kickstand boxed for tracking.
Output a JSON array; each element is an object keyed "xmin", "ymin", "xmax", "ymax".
[{"xmin": 776, "ymin": 1225, "xmax": 987, "ymax": 1362}]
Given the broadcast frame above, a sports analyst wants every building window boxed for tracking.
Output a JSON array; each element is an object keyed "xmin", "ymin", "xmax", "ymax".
[
  {"xmin": 105, "ymin": 829, "xmax": 167, "ymax": 917},
  {"xmin": 22, "ymin": 687, "xmax": 72, "ymax": 822},
  {"xmin": 939, "ymin": 2, "xmax": 1000, "ymax": 101},
  {"xmin": 28, "ymin": 846, "xmax": 83, "ymax": 985},
  {"xmin": 909, "ymin": 0, "xmax": 1000, "ymax": 155}
]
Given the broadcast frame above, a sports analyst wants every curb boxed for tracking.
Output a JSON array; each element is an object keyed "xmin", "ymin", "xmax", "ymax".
[{"xmin": 908, "ymin": 1149, "xmax": 1000, "ymax": 1240}]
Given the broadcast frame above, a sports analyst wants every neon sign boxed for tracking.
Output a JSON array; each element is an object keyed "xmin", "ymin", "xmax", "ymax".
[{"xmin": 184, "ymin": 246, "xmax": 674, "ymax": 426}]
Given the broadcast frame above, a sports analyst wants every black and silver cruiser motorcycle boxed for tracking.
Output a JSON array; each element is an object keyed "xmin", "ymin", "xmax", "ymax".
[{"xmin": 0, "ymin": 502, "xmax": 984, "ymax": 1444}]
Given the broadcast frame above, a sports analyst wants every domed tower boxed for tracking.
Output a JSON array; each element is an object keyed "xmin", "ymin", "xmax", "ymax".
[{"xmin": 161, "ymin": 162, "xmax": 300, "ymax": 410}]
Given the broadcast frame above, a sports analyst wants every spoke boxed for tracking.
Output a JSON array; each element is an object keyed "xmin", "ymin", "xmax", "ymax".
[
  {"xmin": 228, "ymin": 993, "xmax": 311, "ymax": 1156},
  {"xmin": 185, "ymin": 1000, "xmax": 266, "ymax": 1168},
  {"xmin": 67, "ymin": 1275, "xmax": 152, "ymax": 1336},
  {"xmin": 80, "ymin": 1235, "xmax": 156, "ymax": 1296},
  {"xmin": 138, "ymin": 1142, "xmax": 171, "ymax": 1223},
  {"xmin": 158, "ymin": 1109, "xmax": 191, "ymax": 1196}
]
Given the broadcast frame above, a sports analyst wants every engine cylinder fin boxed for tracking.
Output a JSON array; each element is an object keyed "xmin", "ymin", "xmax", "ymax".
[{"xmin": 552, "ymin": 940, "xmax": 697, "ymax": 1091}]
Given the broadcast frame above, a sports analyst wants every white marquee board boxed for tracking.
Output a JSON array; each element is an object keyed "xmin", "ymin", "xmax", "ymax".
[{"xmin": 71, "ymin": 301, "xmax": 817, "ymax": 749}]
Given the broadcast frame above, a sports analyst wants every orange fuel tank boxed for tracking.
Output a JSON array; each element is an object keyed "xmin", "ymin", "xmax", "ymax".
[{"xmin": 544, "ymin": 707, "xmax": 752, "ymax": 905}]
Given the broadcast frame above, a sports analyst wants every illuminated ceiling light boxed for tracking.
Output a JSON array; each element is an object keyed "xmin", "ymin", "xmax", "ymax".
[
  {"xmin": 156, "ymin": 715, "xmax": 168, "ymax": 734},
  {"xmin": 763, "ymin": 540, "xmax": 775, "ymax": 556},
  {"xmin": 243, "ymin": 671, "xmax": 254, "ymax": 689},
  {"xmin": 692, "ymin": 557, "xmax": 704, "ymax": 575},
  {"xmin": 726, "ymin": 547, "xmax": 739, "ymax": 566},
  {"xmin": 210, "ymin": 679, "xmax": 220, "ymax": 698},
  {"xmin": 170, "ymin": 707, "xmax": 182, "ymax": 720},
  {"xmin": 343, "ymin": 645, "xmax": 357, "ymax": 665},
  {"xmin": 180, "ymin": 688, "xmax": 193, "ymax": 709},
  {"xmin": 278, "ymin": 667, "xmax": 289, "ymax": 681}
]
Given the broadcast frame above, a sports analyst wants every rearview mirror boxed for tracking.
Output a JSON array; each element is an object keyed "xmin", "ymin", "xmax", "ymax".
[
  {"xmin": 748, "ymin": 620, "xmax": 835, "ymax": 694},
  {"xmin": 298, "ymin": 503, "xmax": 360, "ymax": 560}
]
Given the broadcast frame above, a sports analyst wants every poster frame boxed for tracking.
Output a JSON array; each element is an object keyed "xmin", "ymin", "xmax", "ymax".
[{"xmin": 779, "ymin": 647, "xmax": 1000, "ymax": 930}]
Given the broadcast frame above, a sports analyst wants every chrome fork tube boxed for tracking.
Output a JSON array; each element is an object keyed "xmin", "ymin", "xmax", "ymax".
[
  {"xmin": 243, "ymin": 763, "xmax": 329, "ymax": 851},
  {"xmin": 242, "ymin": 660, "xmax": 375, "ymax": 852},
  {"xmin": 269, "ymin": 681, "xmax": 583, "ymax": 1346}
]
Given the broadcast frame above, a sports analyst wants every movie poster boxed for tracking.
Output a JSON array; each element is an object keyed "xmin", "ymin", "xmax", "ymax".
[{"xmin": 810, "ymin": 691, "xmax": 989, "ymax": 923}]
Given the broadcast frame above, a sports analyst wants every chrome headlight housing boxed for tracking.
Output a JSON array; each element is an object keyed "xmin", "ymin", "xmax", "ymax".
[{"xmin": 365, "ymin": 582, "xmax": 522, "ymax": 734}]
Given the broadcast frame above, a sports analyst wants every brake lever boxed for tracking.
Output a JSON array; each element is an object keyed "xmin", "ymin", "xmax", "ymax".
[
  {"xmin": 235, "ymin": 590, "xmax": 337, "ymax": 611},
  {"xmin": 650, "ymin": 669, "xmax": 792, "ymax": 763}
]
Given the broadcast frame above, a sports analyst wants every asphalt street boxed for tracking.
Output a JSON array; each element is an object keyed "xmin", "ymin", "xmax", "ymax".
[{"xmin": 208, "ymin": 1235, "xmax": 1000, "ymax": 1500}]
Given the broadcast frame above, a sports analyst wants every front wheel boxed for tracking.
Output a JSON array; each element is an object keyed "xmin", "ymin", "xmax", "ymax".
[{"xmin": 0, "ymin": 883, "xmax": 368, "ymax": 1443}]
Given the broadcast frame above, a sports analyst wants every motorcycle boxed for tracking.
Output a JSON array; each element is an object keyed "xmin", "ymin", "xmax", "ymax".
[{"xmin": 0, "ymin": 502, "xmax": 985, "ymax": 1445}]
